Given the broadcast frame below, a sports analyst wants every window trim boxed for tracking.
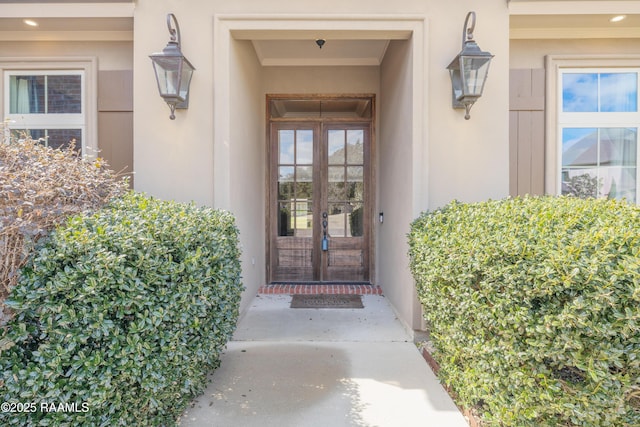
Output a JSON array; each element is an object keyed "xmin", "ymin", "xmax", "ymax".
[
  {"xmin": 545, "ymin": 55, "xmax": 640, "ymax": 199},
  {"xmin": 0, "ymin": 57, "xmax": 97, "ymax": 158}
]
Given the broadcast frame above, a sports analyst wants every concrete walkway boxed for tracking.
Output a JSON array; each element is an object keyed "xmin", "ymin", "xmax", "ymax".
[{"xmin": 179, "ymin": 294, "xmax": 469, "ymax": 427}]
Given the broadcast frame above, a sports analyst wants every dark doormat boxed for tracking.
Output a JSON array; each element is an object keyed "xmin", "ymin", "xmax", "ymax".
[{"xmin": 290, "ymin": 294, "xmax": 364, "ymax": 309}]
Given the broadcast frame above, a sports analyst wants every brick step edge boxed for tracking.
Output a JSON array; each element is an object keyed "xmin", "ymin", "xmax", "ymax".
[{"xmin": 258, "ymin": 284, "xmax": 383, "ymax": 295}]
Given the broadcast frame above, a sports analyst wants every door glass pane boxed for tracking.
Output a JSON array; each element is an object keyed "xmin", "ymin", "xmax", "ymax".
[
  {"xmin": 294, "ymin": 201, "xmax": 313, "ymax": 237},
  {"xmin": 347, "ymin": 166, "xmax": 364, "ymax": 202},
  {"xmin": 279, "ymin": 166, "xmax": 294, "ymax": 181},
  {"xmin": 296, "ymin": 166, "xmax": 313, "ymax": 200},
  {"xmin": 328, "ymin": 130, "xmax": 345, "ymax": 164},
  {"xmin": 297, "ymin": 165, "xmax": 313, "ymax": 182},
  {"xmin": 278, "ymin": 202, "xmax": 293, "ymax": 236},
  {"xmin": 328, "ymin": 166, "xmax": 345, "ymax": 201},
  {"xmin": 347, "ymin": 202, "xmax": 364, "ymax": 237},
  {"xmin": 297, "ymin": 130, "xmax": 313, "ymax": 164},
  {"xmin": 347, "ymin": 130, "xmax": 364, "ymax": 163},
  {"xmin": 279, "ymin": 130, "xmax": 294, "ymax": 164},
  {"xmin": 278, "ymin": 166, "xmax": 294, "ymax": 200},
  {"xmin": 327, "ymin": 203, "xmax": 346, "ymax": 237}
]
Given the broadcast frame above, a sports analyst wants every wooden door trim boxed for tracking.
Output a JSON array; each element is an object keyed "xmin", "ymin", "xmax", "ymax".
[{"xmin": 266, "ymin": 94, "xmax": 376, "ymax": 284}]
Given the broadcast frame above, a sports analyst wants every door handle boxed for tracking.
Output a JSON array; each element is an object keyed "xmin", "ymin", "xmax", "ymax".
[{"xmin": 322, "ymin": 212, "xmax": 329, "ymax": 251}]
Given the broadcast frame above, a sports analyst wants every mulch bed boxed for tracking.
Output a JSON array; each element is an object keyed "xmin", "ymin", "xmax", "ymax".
[{"xmin": 419, "ymin": 345, "xmax": 483, "ymax": 427}]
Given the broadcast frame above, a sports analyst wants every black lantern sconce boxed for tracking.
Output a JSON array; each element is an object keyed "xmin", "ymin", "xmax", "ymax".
[
  {"xmin": 149, "ymin": 13, "xmax": 195, "ymax": 120},
  {"xmin": 447, "ymin": 11, "xmax": 494, "ymax": 120}
]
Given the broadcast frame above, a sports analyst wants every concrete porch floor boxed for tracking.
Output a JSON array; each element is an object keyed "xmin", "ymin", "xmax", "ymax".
[{"xmin": 179, "ymin": 293, "xmax": 469, "ymax": 427}]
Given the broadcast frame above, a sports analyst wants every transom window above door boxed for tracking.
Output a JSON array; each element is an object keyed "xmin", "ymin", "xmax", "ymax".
[
  {"xmin": 558, "ymin": 68, "xmax": 640, "ymax": 203},
  {"xmin": 269, "ymin": 98, "xmax": 372, "ymax": 119}
]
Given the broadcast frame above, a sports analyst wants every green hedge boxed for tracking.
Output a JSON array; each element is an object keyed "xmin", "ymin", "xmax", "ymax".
[
  {"xmin": 0, "ymin": 192, "xmax": 243, "ymax": 426},
  {"xmin": 409, "ymin": 196, "xmax": 640, "ymax": 426}
]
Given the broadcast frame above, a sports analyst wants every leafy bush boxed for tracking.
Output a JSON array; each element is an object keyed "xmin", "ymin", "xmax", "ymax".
[
  {"xmin": 0, "ymin": 129, "xmax": 128, "ymax": 303},
  {"xmin": 0, "ymin": 192, "xmax": 243, "ymax": 426},
  {"xmin": 409, "ymin": 196, "xmax": 640, "ymax": 426}
]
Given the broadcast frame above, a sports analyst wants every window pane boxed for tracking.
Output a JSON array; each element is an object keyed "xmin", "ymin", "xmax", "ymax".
[
  {"xmin": 563, "ymin": 73, "xmax": 598, "ymax": 112},
  {"xmin": 600, "ymin": 73, "xmax": 637, "ymax": 112},
  {"xmin": 47, "ymin": 75, "xmax": 82, "ymax": 114},
  {"xmin": 296, "ymin": 130, "xmax": 313, "ymax": 164},
  {"xmin": 15, "ymin": 128, "xmax": 81, "ymax": 152},
  {"xmin": 562, "ymin": 128, "xmax": 597, "ymax": 167},
  {"xmin": 347, "ymin": 130, "xmax": 364, "ymax": 163},
  {"xmin": 328, "ymin": 130, "xmax": 345, "ymax": 164},
  {"xmin": 279, "ymin": 130, "xmax": 294, "ymax": 164},
  {"xmin": 600, "ymin": 128, "xmax": 637, "ymax": 166},
  {"xmin": 10, "ymin": 76, "xmax": 44, "ymax": 114},
  {"xmin": 46, "ymin": 129, "xmax": 81, "ymax": 150},
  {"xmin": 601, "ymin": 167, "xmax": 636, "ymax": 202},
  {"xmin": 561, "ymin": 169, "xmax": 599, "ymax": 198}
]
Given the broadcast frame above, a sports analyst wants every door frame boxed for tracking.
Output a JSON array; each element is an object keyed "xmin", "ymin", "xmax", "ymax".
[{"xmin": 265, "ymin": 93, "xmax": 376, "ymax": 283}]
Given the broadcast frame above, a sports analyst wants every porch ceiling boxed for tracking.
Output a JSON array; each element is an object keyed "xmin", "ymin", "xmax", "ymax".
[
  {"xmin": 234, "ymin": 29, "xmax": 410, "ymax": 67},
  {"xmin": 251, "ymin": 39, "xmax": 391, "ymax": 66}
]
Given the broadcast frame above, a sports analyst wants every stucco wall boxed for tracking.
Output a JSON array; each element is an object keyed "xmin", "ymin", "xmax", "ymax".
[
  {"xmin": 0, "ymin": 41, "xmax": 132, "ymax": 70},
  {"xmin": 379, "ymin": 39, "xmax": 420, "ymax": 329},
  {"xmin": 511, "ymin": 38, "xmax": 640, "ymax": 69},
  {"xmin": 228, "ymin": 39, "xmax": 265, "ymax": 310},
  {"xmin": 133, "ymin": 0, "xmax": 510, "ymax": 327}
]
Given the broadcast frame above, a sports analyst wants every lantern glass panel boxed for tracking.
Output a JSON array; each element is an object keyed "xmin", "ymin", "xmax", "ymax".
[
  {"xmin": 461, "ymin": 56, "xmax": 491, "ymax": 97},
  {"xmin": 178, "ymin": 62, "xmax": 194, "ymax": 101},
  {"xmin": 152, "ymin": 57, "xmax": 182, "ymax": 100},
  {"xmin": 449, "ymin": 68, "xmax": 463, "ymax": 100}
]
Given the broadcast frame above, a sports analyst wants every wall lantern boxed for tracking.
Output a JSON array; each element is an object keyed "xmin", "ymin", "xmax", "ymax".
[
  {"xmin": 446, "ymin": 11, "xmax": 494, "ymax": 120},
  {"xmin": 149, "ymin": 13, "xmax": 195, "ymax": 120}
]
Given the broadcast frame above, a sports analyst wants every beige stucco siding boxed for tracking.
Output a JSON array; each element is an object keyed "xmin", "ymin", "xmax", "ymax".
[
  {"xmin": 133, "ymin": 0, "xmax": 510, "ymax": 328},
  {"xmin": 511, "ymin": 38, "xmax": 640, "ymax": 69},
  {"xmin": 0, "ymin": 41, "xmax": 132, "ymax": 70}
]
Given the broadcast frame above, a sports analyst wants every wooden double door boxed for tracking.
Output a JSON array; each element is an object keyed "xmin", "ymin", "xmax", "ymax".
[{"xmin": 268, "ymin": 112, "xmax": 372, "ymax": 283}]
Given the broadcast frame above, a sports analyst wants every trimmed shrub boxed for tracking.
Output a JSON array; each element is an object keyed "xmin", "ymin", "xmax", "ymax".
[
  {"xmin": 409, "ymin": 196, "xmax": 640, "ymax": 426},
  {"xmin": 0, "ymin": 132, "xmax": 128, "ymax": 301},
  {"xmin": 0, "ymin": 192, "xmax": 243, "ymax": 426}
]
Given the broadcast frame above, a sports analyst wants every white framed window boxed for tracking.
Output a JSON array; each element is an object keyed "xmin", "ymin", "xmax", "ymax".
[
  {"xmin": 6, "ymin": 70, "xmax": 85, "ymax": 151},
  {"xmin": 1, "ymin": 58, "xmax": 97, "ymax": 157},
  {"xmin": 547, "ymin": 56, "xmax": 640, "ymax": 204}
]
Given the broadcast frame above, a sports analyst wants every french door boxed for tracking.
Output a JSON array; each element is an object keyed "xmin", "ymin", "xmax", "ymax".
[{"xmin": 268, "ymin": 114, "xmax": 372, "ymax": 283}]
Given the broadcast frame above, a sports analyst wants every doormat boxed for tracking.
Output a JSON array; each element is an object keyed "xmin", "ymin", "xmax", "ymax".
[{"xmin": 290, "ymin": 294, "xmax": 363, "ymax": 309}]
